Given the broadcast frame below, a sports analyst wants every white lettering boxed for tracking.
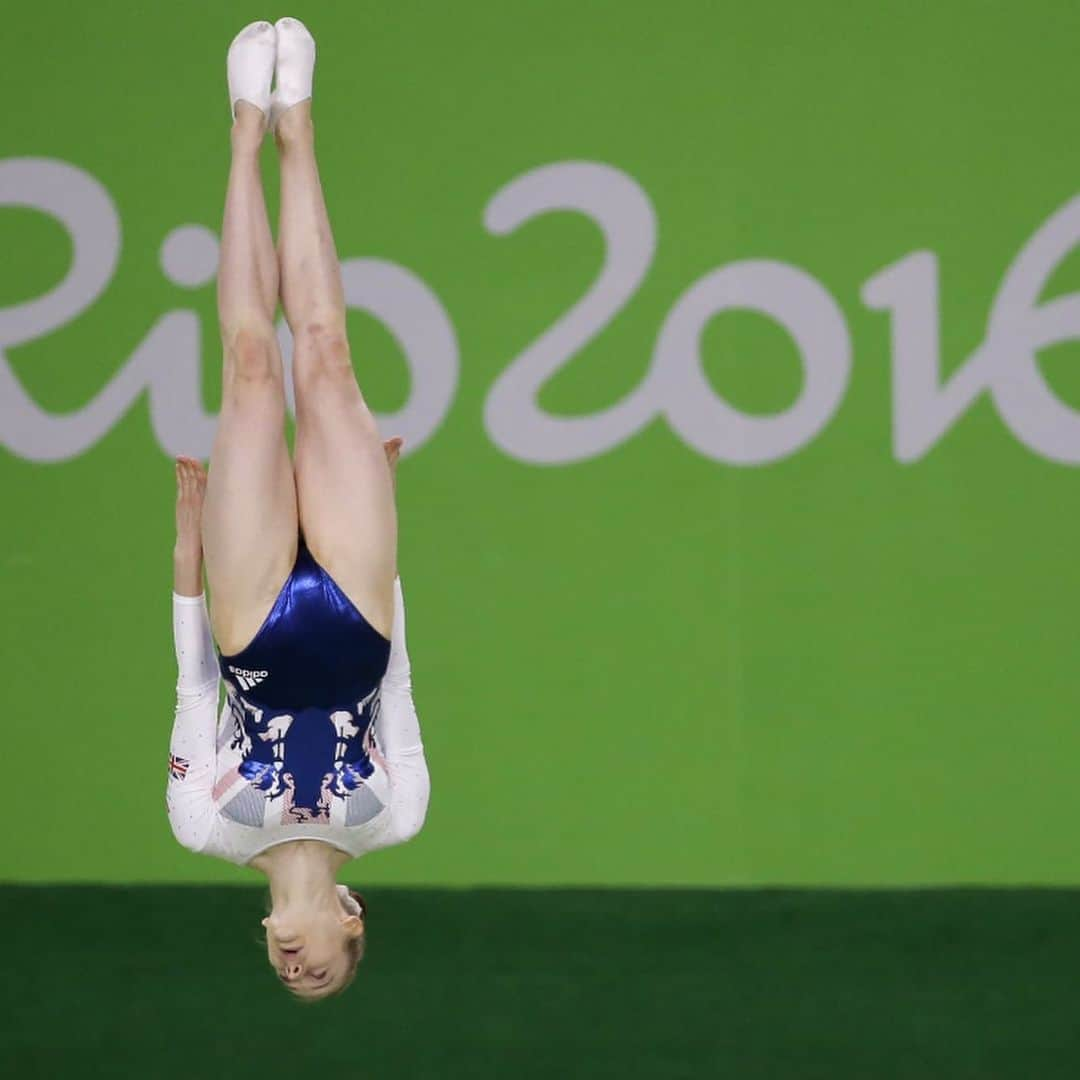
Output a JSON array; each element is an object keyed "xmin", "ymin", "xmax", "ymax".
[
  {"xmin": 483, "ymin": 163, "xmax": 849, "ymax": 465},
  {"xmin": 0, "ymin": 158, "xmax": 458, "ymax": 463},
  {"xmin": 482, "ymin": 161, "xmax": 658, "ymax": 464},
  {"xmin": 7, "ymin": 156, "xmax": 1080, "ymax": 468},
  {"xmin": 653, "ymin": 260, "xmax": 850, "ymax": 464},
  {"xmin": 862, "ymin": 195, "xmax": 1080, "ymax": 463}
]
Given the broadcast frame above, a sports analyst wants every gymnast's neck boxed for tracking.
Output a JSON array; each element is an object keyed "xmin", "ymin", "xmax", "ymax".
[{"xmin": 252, "ymin": 840, "xmax": 349, "ymax": 910}]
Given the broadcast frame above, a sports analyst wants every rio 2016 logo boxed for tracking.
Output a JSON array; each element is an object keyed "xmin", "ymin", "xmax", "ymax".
[{"xmin": 3, "ymin": 157, "xmax": 1080, "ymax": 466}]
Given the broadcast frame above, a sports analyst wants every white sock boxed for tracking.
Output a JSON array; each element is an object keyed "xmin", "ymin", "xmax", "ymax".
[
  {"xmin": 226, "ymin": 21, "xmax": 276, "ymax": 124},
  {"xmin": 270, "ymin": 17, "xmax": 316, "ymax": 130}
]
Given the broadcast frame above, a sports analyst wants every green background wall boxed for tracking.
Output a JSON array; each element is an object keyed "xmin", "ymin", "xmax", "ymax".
[{"xmin": 3, "ymin": 0, "xmax": 1080, "ymax": 886}]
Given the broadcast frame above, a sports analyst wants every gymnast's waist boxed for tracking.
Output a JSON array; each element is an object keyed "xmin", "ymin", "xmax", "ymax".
[{"xmin": 218, "ymin": 617, "xmax": 388, "ymax": 711}]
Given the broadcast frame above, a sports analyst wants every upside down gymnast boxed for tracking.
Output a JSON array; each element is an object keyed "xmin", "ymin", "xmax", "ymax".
[{"xmin": 166, "ymin": 17, "xmax": 429, "ymax": 1001}]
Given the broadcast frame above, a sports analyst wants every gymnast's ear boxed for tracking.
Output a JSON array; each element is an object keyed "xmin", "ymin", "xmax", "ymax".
[
  {"xmin": 261, "ymin": 916, "xmax": 271, "ymax": 928},
  {"xmin": 342, "ymin": 914, "xmax": 364, "ymax": 938}
]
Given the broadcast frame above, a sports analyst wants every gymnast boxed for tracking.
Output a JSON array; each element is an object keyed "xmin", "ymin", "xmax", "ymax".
[{"xmin": 166, "ymin": 18, "xmax": 429, "ymax": 1001}]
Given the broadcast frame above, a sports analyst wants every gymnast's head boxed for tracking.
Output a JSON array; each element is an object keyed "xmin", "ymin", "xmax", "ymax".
[{"xmin": 262, "ymin": 883, "xmax": 367, "ymax": 1000}]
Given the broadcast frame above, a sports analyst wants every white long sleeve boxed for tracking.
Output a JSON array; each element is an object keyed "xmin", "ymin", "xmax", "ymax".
[
  {"xmin": 376, "ymin": 576, "xmax": 430, "ymax": 844},
  {"xmin": 166, "ymin": 592, "xmax": 223, "ymax": 853}
]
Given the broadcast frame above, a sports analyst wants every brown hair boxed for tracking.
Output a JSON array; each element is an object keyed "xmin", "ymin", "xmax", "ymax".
[{"xmin": 337, "ymin": 890, "xmax": 367, "ymax": 993}]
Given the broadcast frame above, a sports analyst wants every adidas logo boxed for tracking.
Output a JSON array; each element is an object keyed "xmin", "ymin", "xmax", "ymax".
[{"xmin": 228, "ymin": 665, "xmax": 269, "ymax": 691}]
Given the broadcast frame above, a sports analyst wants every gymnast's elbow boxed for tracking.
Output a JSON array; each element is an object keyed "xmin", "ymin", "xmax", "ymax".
[
  {"xmin": 166, "ymin": 800, "xmax": 214, "ymax": 854},
  {"xmin": 392, "ymin": 810, "xmax": 427, "ymax": 845},
  {"xmin": 391, "ymin": 787, "xmax": 430, "ymax": 845}
]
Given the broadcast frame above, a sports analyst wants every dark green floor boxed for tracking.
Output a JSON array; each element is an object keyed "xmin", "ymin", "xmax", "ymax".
[{"xmin": 2, "ymin": 887, "xmax": 1078, "ymax": 1078}]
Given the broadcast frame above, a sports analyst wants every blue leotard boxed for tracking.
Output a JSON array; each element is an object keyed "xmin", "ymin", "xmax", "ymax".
[{"xmin": 217, "ymin": 538, "xmax": 391, "ymax": 823}]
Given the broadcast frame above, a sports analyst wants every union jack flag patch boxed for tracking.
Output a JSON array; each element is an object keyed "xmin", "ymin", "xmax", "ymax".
[{"xmin": 169, "ymin": 754, "xmax": 190, "ymax": 781}]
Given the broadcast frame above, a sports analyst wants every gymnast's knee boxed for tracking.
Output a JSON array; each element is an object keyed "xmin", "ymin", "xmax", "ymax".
[
  {"xmin": 294, "ymin": 322, "xmax": 354, "ymax": 383},
  {"xmin": 222, "ymin": 324, "xmax": 283, "ymax": 385}
]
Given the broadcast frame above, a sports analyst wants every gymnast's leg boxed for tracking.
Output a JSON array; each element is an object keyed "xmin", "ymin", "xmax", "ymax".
[
  {"xmin": 202, "ymin": 23, "xmax": 299, "ymax": 655},
  {"xmin": 274, "ymin": 19, "xmax": 396, "ymax": 638}
]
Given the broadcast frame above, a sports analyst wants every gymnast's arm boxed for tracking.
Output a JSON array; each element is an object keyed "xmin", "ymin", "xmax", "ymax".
[
  {"xmin": 374, "ymin": 438, "xmax": 429, "ymax": 842},
  {"xmin": 166, "ymin": 458, "xmax": 222, "ymax": 854},
  {"xmin": 167, "ymin": 591, "xmax": 223, "ymax": 852},
  {"xmin": 377, "ymin": 575, "xmax": 430, "ymax": 844}
]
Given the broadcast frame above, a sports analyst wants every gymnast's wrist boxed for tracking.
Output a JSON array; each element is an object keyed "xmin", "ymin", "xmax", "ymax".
[{"xmin": 173, "ymin": 538, "xmax": 203, "ymax": 566}]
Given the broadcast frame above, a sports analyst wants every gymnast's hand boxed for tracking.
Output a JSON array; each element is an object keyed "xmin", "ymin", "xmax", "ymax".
[
  {"xmin": 383, "ymin": 436, "xmax": 403, "ymax": 491},
  {"xmin": 174, "ymin": 456, "xmax": 208, "ymax": 559},
  {"xmin": 173, "ymin": 456, "xmax": 208, "ymax": 596}
]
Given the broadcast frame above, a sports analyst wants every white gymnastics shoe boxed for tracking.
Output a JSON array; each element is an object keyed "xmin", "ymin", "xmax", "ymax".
[
  {"xmin": 226, "ymin": 20, "xmax": 277, "ymax": 125},
  {"xmin": 269, "ymin": 16, "xmax": 316, "ymax": 130}
]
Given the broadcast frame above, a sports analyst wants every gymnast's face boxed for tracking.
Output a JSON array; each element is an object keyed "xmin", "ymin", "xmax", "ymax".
[{"xmin": 262, "ymin": 903, "xmax": 364, "ymax": 999}]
